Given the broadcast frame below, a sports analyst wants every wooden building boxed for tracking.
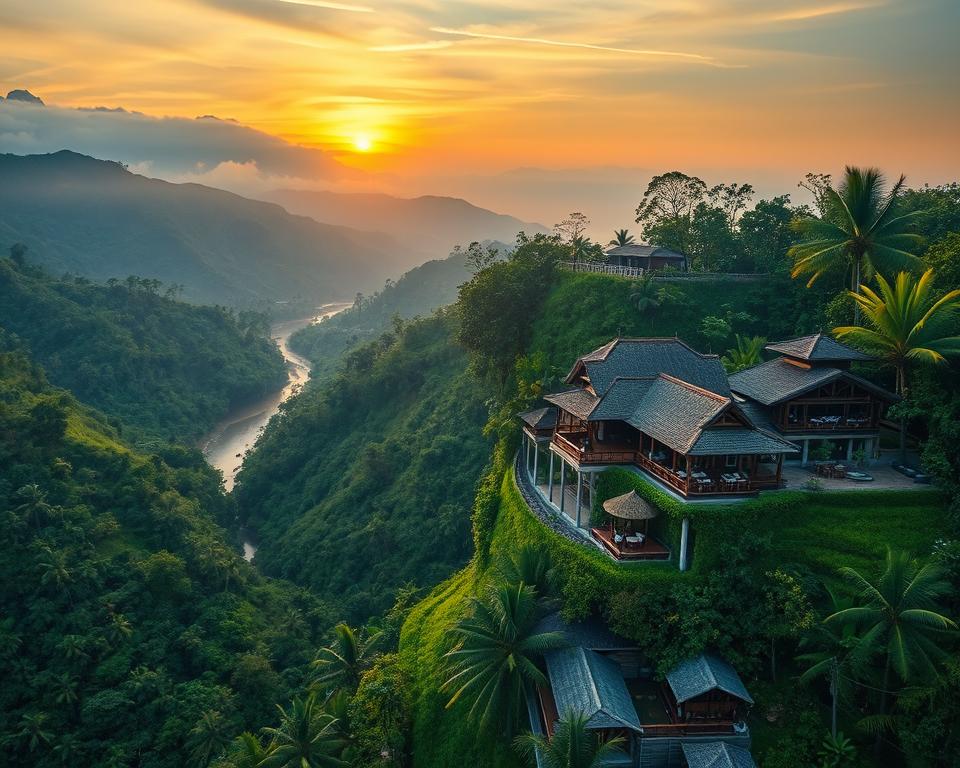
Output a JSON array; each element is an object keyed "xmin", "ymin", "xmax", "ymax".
[{"xmin": 606, "ymin": 244, "xmax": 687, "ymax": 272}]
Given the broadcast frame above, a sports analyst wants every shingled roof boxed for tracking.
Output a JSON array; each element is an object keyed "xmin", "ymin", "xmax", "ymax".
[
  {"xmin": 627, "ymin": 376, "xmax": 729, "ymax": 454},
  {"xmin": 545, "ymin": 647, "xmax": 642, "ymax": 732},
  {"xmin": 605, "ymin": 244, "xmax": 686, "ymax": 261},
  {"xmin": 533, "ymin": 612, "xmax": 634, "ymax": 651},
  {"xmin": 728, "ymin": 358, "xmax": 897, "ymax": 407},
  {"xmin": 688, "ymin": 427, "xmax": 797, "ymax": 456},
  {"xmin": 666, "ymin": 653, "xmax": 754, "ymax": 705},
  {"xmin": 765, "ymin": 333, "xmax": 872, "ymax": 362},
  {"xmin": 682, "ymin": 743, "xmax": 757, "ymax": 768},
  {"xmin": 566, "ymin": 338, "xmax": 730, "ymax": 397},
  {"xmin": 517, "ymin": 407, "xmax": 557, "ymax": 431},
  {"xmin": 543, "ymin": 389, "xmax": 598, "ymax": 420}
]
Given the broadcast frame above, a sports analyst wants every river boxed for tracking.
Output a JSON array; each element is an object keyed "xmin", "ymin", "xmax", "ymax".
[{"xmin": 200, "ymin": 302, "xmax": 351, "ymax": 560}]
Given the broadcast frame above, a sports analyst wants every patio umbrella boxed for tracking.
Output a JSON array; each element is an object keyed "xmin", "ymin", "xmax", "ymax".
[{"xmin": 602, "ymin": 490, "xmax": 660, "ymax": 535}]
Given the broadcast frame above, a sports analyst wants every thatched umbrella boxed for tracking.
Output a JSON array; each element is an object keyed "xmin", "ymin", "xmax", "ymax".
[{"xmin": 602, "ymin": 490, "xmax": 660, "ymax": 536}]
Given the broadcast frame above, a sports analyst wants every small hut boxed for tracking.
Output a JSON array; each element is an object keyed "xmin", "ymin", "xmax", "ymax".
[{"xmin": 602, "ymin": 490, "xmax": 660, "ymax": 538}]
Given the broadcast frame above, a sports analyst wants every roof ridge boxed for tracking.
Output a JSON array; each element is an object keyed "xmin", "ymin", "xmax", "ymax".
[
  {"xmin": 657, "ymin": 372, "xmax": 730, "ymax": 403},
  {"xmin": 581, "ymin": 648, "xmax": 603, "ymax": 715}
]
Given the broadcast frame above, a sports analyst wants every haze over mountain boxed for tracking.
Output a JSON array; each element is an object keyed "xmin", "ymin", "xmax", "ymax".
[
  {"xmin": 264, "ymin": 189, "xmax": 547, "ymax": 263},
  {"xmin": 0, "ymin": 151, "xmax": 413, "ymax": 307}
]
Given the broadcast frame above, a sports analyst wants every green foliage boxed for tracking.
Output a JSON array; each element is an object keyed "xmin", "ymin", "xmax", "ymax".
[
  {"xmin": 0, "ymin": 344, "xmax": 330, "ymax": 767},
  {"xmin": 348, "ymin": 653, "xmax": 412, "ymax": 768},
  {"xmin": 513, "ymin": 711, "xmax": 626, "ymax": 768},
  {"xmin": 721, "ymin": 334, "xmax": 767, "ymax": 373},
  {"xmin": 0, "ymin": 259, "xmax": 286, "ymax": 442},
  {"xmin": 235, "ymin": 312, "xmax": 492, "ymax": 624}
]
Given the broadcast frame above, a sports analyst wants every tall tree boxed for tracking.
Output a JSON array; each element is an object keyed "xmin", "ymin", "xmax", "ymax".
[
  {"xmin": 188, "ymin": 710, "xmax": 233, "ymax": 767},
  {"xmin": 634, "ymin": 171, "xmax": 707, "ymax": 257},
  {"xmin": 514, "ymin": 711, "xmax": 626, "ymax": 768},
  {"xmin": 707, "ymin": 182, "xmax": 755, "ymax": 228},
  {"xmin": 789, "ymin": 167, "xmax": 925, "ymax": 321},
  {"xmin": 260, "ymin": 695, "xmax": 346, "ymax": 768},
  {"xmin": 834, "ymin": 269, "xmax": 960, "ymax": 460},
  {"xmin": 442, "ymin": 582, "xmax": 567, "ymax": 735},
  {"xmin": 311, "ymin": 623, "xmax": 383, "ymax": 694},
  {"xmin": 825, "ymin": 549, "xmax": 956, "ymax": 753},
  {"xmin": 608, "ymin": 229, "xmax": 635, "ymax": 247},
  {"xmin": 737, "ymin": 195, "xmax": 798, "ymax": 273}
]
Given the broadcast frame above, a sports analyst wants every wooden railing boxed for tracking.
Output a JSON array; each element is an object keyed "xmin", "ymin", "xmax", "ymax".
[
  {"xmin": 635, "ymin": 453, "xmax": 759, "ymax": 496},
  {"xmin": 783, "ymin": 419, "xmax": 877, "ymax": 432},
  {"xmin": 553, "ymin": 433, "xmax": 637, "ymax": 465},
  {"xmin": 560, "ymin": 262, "xmax": 645, "ymax": 278},
  {"xmin": 640, "ymin": 721, "xmax": 739, "ymax": 737}
]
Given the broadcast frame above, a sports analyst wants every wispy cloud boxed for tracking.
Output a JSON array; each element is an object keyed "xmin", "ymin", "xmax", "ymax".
[
  {"xmin": 429, "ymin": 26, "xmax": 716, "ymax": 63},
  {"xmin": 765, "ymin": 1, "xmax": 886, "ymax": 23},
  {"xmin": 370, "ymin": 40, "xmax": 452, "ymax": 52},
  {"xmin": 272, "ymin": 0, "xmax": 373, "ymax": 13}
]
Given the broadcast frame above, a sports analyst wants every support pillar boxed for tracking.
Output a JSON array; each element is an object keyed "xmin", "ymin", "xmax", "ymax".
[
  {"xmin": 533, "ymin": 443, "xmax": 539, "ymax": 485},
  {"xmin": 559, "ymin": 460, "xmax": 567, "ymax": 514},
  {"xmin": 575, "ymin": 471, "xmax": 583, "ymax": 528},
  {"xmin": 525, "ymin": 437, "xmax": 531, "ymax": 480},
  {"xmin": 846, "ymin": 439, "xmax": 854, "ymax": 461},
  {"xmin": 679, "ymin": 517, "xmax": 690, "ymax": 572},
  {"xmin": 548, "ymin": 451, "xmax": 555, "ymax": 502},
  {"xmin": 801, "ymin": 440, "xmax": 809, "ymax": 466}
]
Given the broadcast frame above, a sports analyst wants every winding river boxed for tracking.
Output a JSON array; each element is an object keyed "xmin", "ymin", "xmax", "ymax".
[{"xmin": 200, "ymin": 302, "xmax": 351, "ymax": 559}]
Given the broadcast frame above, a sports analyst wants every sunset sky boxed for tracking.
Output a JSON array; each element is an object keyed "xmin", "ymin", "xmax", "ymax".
[{"xmin": 1, "ymin": 0, "xmax": 958, "ymax": 231}]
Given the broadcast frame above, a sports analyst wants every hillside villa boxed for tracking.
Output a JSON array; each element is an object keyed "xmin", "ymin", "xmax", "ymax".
[
  {"xmin": 527, "ymin": 614, "xmax": 756, "ymax": 768},
  {"xmin": 518, "ymin": 334, "xmax": 898, "ymax": 563},
  {"xmin": 605, "ymin": 244, "xmax": 687, "ymax": 272}
]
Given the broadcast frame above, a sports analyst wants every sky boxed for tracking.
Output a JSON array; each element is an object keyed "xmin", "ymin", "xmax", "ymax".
[{"xmin": 1, "ymin": 0, "xmax": 958, "ymax": 234}]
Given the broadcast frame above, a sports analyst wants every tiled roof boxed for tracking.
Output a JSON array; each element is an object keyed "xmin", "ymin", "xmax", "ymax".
[
  {"xmin": 766, "ymin": 333, "xmax": 872, "ymax": 362},
  {"xmin": 729, "ymin": 358, "xmax": 897, "ymax": 407},
  {"xmin": 688, "ymin": 428, "xmax": 798, "ymax": 456},
  {"xmin": 545, "ymin": 647, "xmax": 642, "ymax": 732},
  {"xmin": 627, "ymin": 375, "xmax": 727, "ymax": 454},
  {"xmin": 682, "ymin": 743, "xmax": 757, "ymax": 768},
  {"xmin": 518, "ymin": 407, "xmax": 557, "ymax": 431},
  {"xmin": 533, "ymin": 612, "xmax": 634, "ymax": 651},
  {"xmin": 543, "ymin": 389, "xmax": 599, "ymax": 420},
  {"xmin": 605, "ymin": 244, "xmax": 685, "ymax": 260},
  {"xmin": 666, "ymin": 653, "xmax": 754, "ymax": 705},
  {"xmin": 590, "ymin": 378, "xmax": 655, "ymax": 420},
  {"xmin": 567, "ymin": 338, "xmax": 730, "ymax": 397}
]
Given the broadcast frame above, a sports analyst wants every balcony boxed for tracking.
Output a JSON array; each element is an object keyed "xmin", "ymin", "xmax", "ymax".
[{"xmin": 552, "ymin": 431, "xmax": 637, "ymax": 466}]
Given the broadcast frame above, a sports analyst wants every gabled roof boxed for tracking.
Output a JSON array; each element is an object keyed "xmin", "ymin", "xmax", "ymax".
[
  {"xmin": 518, "ymin": 407, "xmax": 557, "ymax": 431},
  {"xmin": 566, "ymin": 338, "xmax": 729, "ymax": 397},
  {"xmin": 765, "ymin": 333, "xmax": 872, "ymax": 362},
  {"xmin": 728, "ymin": 358, "xmax": 897, "ymax": 407},
  {"xmin": 590, "ymin": 378, "xmax": 655, "ymax": 420},
  {"xmin": 666, "ymin": 653, "xmax": 754, "ymax": 705},
  {"xmin": 533, "ymin": 612, "xmax": 634, "ymax": 651},
  {"xmin": 627, "ymin": 375, "xmax": 729, "ymax": 454},
  {"xmin": 682, "ymin": 742, "xmax": 757, "ymax": 768},
  {"xmin": 605, "ymin": 244, "xmax": 685, "ymax": 260},
  {"xmin": 545, "ymin": 647, "xmax": 642, "ymax": 732},
  {"xmin": 688, "ymin": 427, "xmax": 798, "ymax": 456},
  {"xmin": 543, "ymin": 389, "xmax": 598, "ymax": 420}
]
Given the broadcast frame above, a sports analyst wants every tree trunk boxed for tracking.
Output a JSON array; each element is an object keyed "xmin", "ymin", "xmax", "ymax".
[
  {"xmin": 898, "ymin": 366, "xmax": 908, "ymax": 464},
  {"xmin": 874, "ymin": 657, "xmax": 892, "ymax": 757},
  {"xmin": 852, "ymin": 260, "xmax": 861, "ymax": 326}
]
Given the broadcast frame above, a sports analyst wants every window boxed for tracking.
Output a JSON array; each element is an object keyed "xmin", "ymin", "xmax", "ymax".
[{"xmin": 725, "ymin": 455, "xmax": 737, "ymax": 468}]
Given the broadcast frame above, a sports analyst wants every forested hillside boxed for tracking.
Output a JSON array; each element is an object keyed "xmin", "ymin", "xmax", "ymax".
[
  {"xmin": 0, "ymin": 151, "xmax": 399, "ymax": 308},
  {"xmin": 0, "ymin": 254, "xmax": 286, "ymax": 443},
  {"xmin": 235, "ymin": 311, "xmax": 493, "ymax": 623},
  {"xmin": 0, "ymin": 335, "xmax": 334, "ymax": 767}
]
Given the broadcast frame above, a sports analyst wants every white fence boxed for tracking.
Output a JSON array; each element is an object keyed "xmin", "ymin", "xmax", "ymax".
[{"xmin": 560, "ymin": 261, "xmax": 645, "ymax": 278}]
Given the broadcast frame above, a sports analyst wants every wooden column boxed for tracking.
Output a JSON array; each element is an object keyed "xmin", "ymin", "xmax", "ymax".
[
  {"xmin": 559, "ymin": 460, "xmax": 567, "ymax": 513},
  {"xmin": 575, "ymin": 471, "xmax": 583, "ymax": 528},
  {"xmin": 548, "ymin": 451, "xmax": 555, "ymax": 502},
  {"xmin": 533, "ymin": 443, "xmax": 539, "ymax": 485},
  {"xmin": 525, "ymin": 437, "xmax": 531, "ymax": 480},
  {"xmin": 776, "ymin": 454, "xmax": 783, "ymax": 486}
]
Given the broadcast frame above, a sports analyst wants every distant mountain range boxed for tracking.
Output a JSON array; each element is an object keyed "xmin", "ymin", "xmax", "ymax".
[
  {"xmin": 264, "ymin": 188, "xmax": 548, "ymax": 267},
  {"xmin": 0, "ymin": 151, "xmax": 544, "ymax": 308}
]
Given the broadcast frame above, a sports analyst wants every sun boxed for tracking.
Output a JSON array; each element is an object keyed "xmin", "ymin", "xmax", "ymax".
[{"xmin": 352, "ymin": 134, "xmax": 373, "ymax": 152}]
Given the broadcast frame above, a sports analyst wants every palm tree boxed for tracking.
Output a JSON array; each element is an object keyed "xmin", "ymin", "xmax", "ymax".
[
  {"xmin": 442, "ymin": 582, "xmax": 567, "ymax": 735},
  {"xmin": 629, "ymin": 274, "xmax": 661, "ymax": 315},
  {"xmin": 14, "ymin": 484, "xmax": 54, "ymax": 531},
  {"xmin": 497, "ymin": 545, "xmax": 557, "ymax": 600},
  {"xmin": 834, "ymin": 269, "xmax": 960, "ymax": 460},
  {"xmin": 514, "ymin": 711, "xmax": 626, "ymax": 768},
  {"xmin": 570, "ymin": 236, "xmax": 604, "ymax": 265},
  {"xmin": 311, "ymin": 623, "xmax": 383, "ymax": 694},
  {"xmin": 189, "ymin": 710, "xmax": 233, "ymax": 767},
  {"xmin": 825, "ymin": 549, "xmax": 956, "ymax": 750},
  {"xmin": 14, "ymin": 712, "xmax": 53, "ymax": 752},
  {"xmin": 220, "ymin": 732, "xmax": 268, "ymax": 768},
  {"xmin": 721, "ymin": 335, "xmax": 767, "ymax": 373},
  {"xmin": 797, "ymin": 587, "xmax": 861, "ymax": 739},
  {"xmin": 609, "ymin": 229, "xmax": 635, "ymax": 247},
  {"xmin": 259, "ymin": 695, "xmax": 345, "ymax": 768},
  {"xmin": 789, "ymin": 166, "xmax": 924, "ymax": 322}
]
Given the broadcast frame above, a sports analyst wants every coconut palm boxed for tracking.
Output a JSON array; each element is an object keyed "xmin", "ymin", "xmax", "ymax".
[
  {"xmin": 721, "ymin": 335, "xmax": 767, "ymax": 373},
  {"xmin": 789, "ymin": 167, "xmax": 924, "ymax": 321},
  {"xmin": 497, "ymin": 545, "xmax": 558, "ymax": 601},
  {"xmin": 825, "ymin": 549, "xmax": 956, "ymax": 748},
  {"xmin": 188, "ymin": 710, "xmax": 233, "ymax": 767},
  {"xmin": 834, "ymin": 269, "xmax": 960, "ymax": 460},
  {"xmin": 629, "ymin": 274, "xmax": 661, "ymax": 315},
  {"xmin": 514, "ymin": 711, "xmax": 626, "ymax": 768},
  {"xmin": 259, "ymin": 695, "xmax": 345, "ymax": 768},
  {"xmin": 570, "ymin": 235, "xmax": 604, "ymax": 265},
  {"xmin": 311, "ymin": 623, "xmax": 383, "ymax": 694},
  {"xmin": 442, "ymin": 582, "xmax": 567, "ymax": 735},
  {"xmin": 219, "ymin": 732, "xmax": 268, "ymax": 768},
  {"xmin": 14, "ymin": 484, "xmax": 54, "ymax": 531},
  {"xmin": 609, "ymin": 229, "xmax": 635, "ymax": 247}
]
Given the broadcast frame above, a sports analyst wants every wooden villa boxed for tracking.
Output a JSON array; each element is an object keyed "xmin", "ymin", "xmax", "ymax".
[
  {"xmin": 728, "ymin": 333, "xmax": 898, "ymax": 465},
  {"xmin": 526, "ymin": 614, "xmax": 756, "ymax": 768},
  {"xmin": 606, "ymin": 244, "xmax": 687, "ymax": 272}
]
